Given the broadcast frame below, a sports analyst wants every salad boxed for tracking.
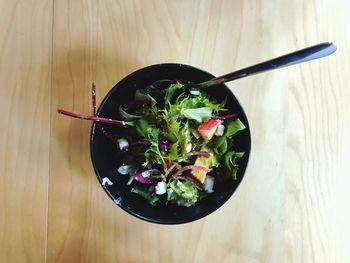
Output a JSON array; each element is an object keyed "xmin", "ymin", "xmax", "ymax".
[
  {"xmin": 58, "ymin": 81, "xmax": 246, "ymax": 207},
  {"xmin": 115, "ymin": 82, "xmax": 246, "ymax": 207}
]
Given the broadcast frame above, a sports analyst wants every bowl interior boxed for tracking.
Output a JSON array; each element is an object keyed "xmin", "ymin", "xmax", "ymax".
[{"xmin": 90, "ymin": 63, "xmax": 251, "ymax": 224}]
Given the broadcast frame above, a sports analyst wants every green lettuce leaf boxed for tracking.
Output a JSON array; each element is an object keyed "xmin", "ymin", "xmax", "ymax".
[
  {"xmin": 214, "ymin": 136, "xmax": 228, "ymax": 155},
  {"xmin": 118, "ymin": 105, "xmax": 141, "ymax": 120},
  {"xmin": 167, "ymin": 179, "xmax": 199, "ymax": 206},
  {"xmin": 211, "ymin": 153, "xmax": 220, "ymax": 167},
  {"xmin": 223, "ymin": 151, "xmax": 245, "ymax": 180},
  {"xmin": 179, "ymin": 122, "xmax": 191, "ymax": 155},
  {"xmin": 166, "ymin": 122, "xmax": 191, "ymax": 162},
  {"xmin": 213, "ymin": 118, "xmax": 246, "ymax": 155},
  {"xmin": 168, "ymin": 141, "xmax": 180, "ymax": 161},
  {"xmin": 135, "ymin": 88, "xmax": 157, "ymax": 105},
  {"xmin": 131, "ymin": 187, "xmax": 159, "ymax": 205},
  {"xmin": 135, "ymin": 119, "xmax": 166, "ymax": 170},
  {"xmin": 135, "ymin": 119, "xmax": 151, "ymax": 138},
  {"xmin": 165, "ymin": 82, "xmax": 184, "ymax": 102},
  {"xmin": 181, "ymin": 107, "xmax": 212, "ymax": 123},
  {"xmin": 225, "ymin": 119, "xmax": 246, "ymax": 137},
  {"xmin": 178, "ymin": 94, "xmax": 227, "ymax": 112},
  {"xmin": 163, "ymin": 117, "xmax": 181, "ymax": 143}
]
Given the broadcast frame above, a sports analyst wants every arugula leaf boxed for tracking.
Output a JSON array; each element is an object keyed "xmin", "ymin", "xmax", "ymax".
[
  {"xmin": 181, "ymin": 107, "xmax": 212, "ymax": 123},
  {"xmin": 223, "ymin": 151, "xmax": 245, "ymax": 180},
  {"xmin": 214, "ymin": 136, "xmax": 228, "ymax": 155},
  {"xmin": 131, "ymin": 187, "xmax": 159, "ymax": 205},
  {"xmin": 135, "ymin": 119, "xmax": 151, "ymax": 138},
  {"xmin": 135, "ymin": 88, "xmax": 157, "ymax": 105},
  {"xmin": 165, "ymin": 82, "xmax": 184, "ymax": 102},
  {"xmin": 223, "ymin": 151, "xmax": 236, "ymax": 169},
  {"xmin": 134, "ymin": 104, "xmax": 160, "ymax": 124},
  {"xmin": 118, "ymin": 105, "xmax": 141, "ymax": 120}
]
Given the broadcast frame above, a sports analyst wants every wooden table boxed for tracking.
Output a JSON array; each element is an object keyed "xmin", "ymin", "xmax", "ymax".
[{"xmin": 1, "ymin": 0, "xmax": 350, "ymax": 262}]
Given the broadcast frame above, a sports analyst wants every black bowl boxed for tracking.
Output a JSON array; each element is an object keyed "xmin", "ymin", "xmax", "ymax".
[{"xmin": 90, "ymin": 63, "xmax": 251, "ymax": 224}]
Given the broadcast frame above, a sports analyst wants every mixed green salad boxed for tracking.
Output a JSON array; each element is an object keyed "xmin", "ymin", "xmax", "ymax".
[
  {"xmin": 115, "ymin": 82, "xmax": 246, "ymax": 207},
  {"xmin": 58, "ymin": 81, "xmax": 246, "ymax": 207}
]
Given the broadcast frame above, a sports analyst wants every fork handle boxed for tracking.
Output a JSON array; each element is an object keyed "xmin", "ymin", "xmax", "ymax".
[{"xmin": 196, "ymin": 42, "xmax": 337, "ymax": 88}]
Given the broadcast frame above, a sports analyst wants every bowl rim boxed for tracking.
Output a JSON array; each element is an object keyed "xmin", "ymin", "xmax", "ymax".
[{"xmin": 90, "ymin": 63, "xmax": 251, "ymax": 224}]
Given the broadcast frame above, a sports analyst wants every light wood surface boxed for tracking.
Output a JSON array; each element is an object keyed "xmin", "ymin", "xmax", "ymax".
[
  {"xmin": 1, "ymin": 0, "xmax": 350, "ymax": 262},
  {"xmin": 0, "ymin": 0, "xmax": 52, "ymax": 262}
]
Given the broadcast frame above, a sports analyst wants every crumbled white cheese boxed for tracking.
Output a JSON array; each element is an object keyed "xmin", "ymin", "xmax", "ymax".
[
  {"xmin": 190, "ymin": 89, "xmax": 200, "ymax": 96},
  {"xmin": 141, "ymin": 170, "xmax": 151, "ymax": 178},
  {"xmin": 117, "ymin": 165, "xmax": 132, "ymax": 175},
  {"xmin": 185, "ymin": 143, "xmax": 192, "ymax": 153},
  {"xmin": 117, "ymin": 138, "xmax": 129, "ymax": 150},
  {"xmin": 155, "ymin": 181, "xmax": 167, "ymax": 195},
  {"xmin": 203, "ymin": 175, "xmax": 215, "ymax": 193},
  {"xmin": 102, "ymin": 177, "xmax": 113, "ymax": 186},
  {"xmin": 215, "ymin": 124, "xmax": 225, "ymax": 136}
]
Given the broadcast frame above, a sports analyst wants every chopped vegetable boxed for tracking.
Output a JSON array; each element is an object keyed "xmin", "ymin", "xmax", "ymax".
[
  {"xmin": 191, "ymin": 148, "xmax": 213, "ymax": 183},
  {"xmin": 197, "ymin": 119, "xmax": 220, "ymax": 141}
]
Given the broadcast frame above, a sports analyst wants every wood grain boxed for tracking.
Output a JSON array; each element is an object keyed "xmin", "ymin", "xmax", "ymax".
[
  {"xmin": 1, "ymin": 0, "xmax": 350, "ymax": 262},
  {"xmin": 285, "ymin": 0, "xmax": 350, "ymax": 262},
  {"xmin": 0, "ymin": 0, "xmax": 52, "ymax": 262},
  {"xmin": 49, "ymin": 1, "xmax": 283, "ymax": 262}
]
